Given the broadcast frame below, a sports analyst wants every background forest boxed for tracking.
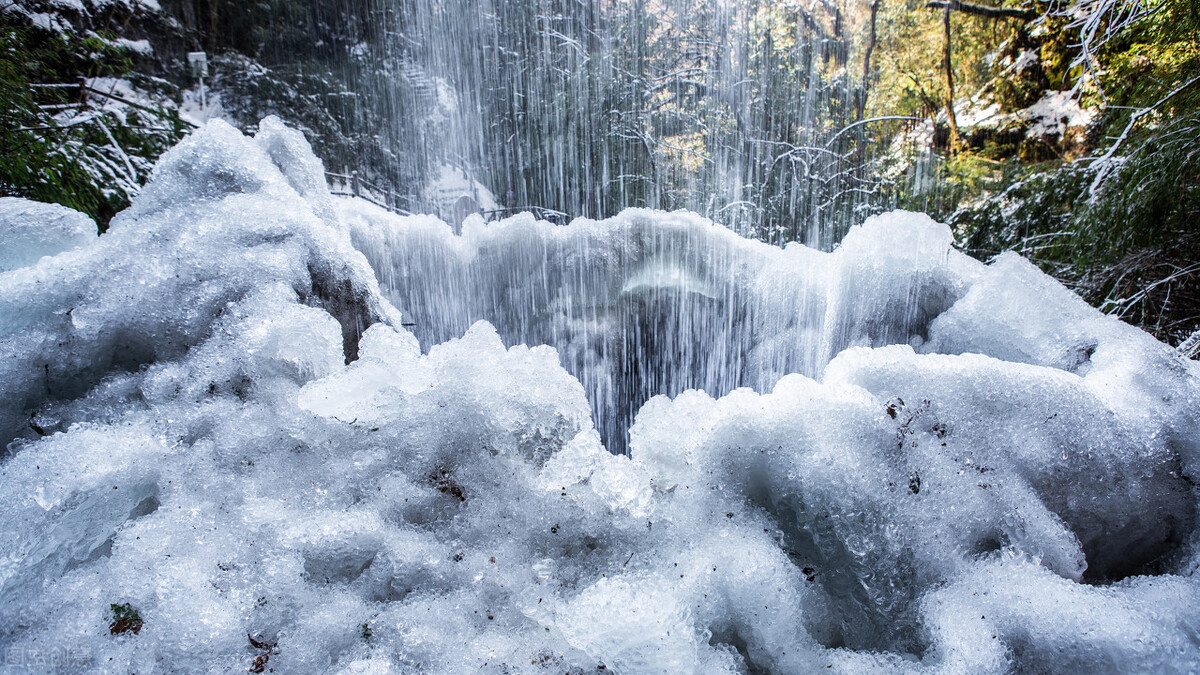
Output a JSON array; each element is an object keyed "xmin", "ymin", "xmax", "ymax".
[{"xmin": 1, "ymin": 0, "xmax": 1197, "ymax": 344}]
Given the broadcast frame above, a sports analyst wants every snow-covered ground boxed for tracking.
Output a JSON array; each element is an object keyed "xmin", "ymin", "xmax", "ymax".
[{"xmin": 1, "ymin": 119, "xmax": 1198, "ymax": 673}]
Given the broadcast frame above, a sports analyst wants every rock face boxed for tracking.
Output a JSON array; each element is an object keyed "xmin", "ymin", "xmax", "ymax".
[{"xmin": 0, "ymin": 119, "xmax": 1198, "ymax": 674}]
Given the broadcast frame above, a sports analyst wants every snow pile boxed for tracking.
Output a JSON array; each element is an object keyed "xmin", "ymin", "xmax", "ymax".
[
  {"xmin": 1, "ymin": 119, "xmax": 1199, "ymax": 674},
  {"xmin": 1023, "ymin": 89, "xmax": 1095, "ymax": 140},
  {"xmin": 0, "ymin": 116, "xmax": 397, "ymax": 455}
]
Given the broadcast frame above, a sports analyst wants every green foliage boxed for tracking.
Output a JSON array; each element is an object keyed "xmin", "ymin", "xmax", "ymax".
[
  {"xmin": 108, "ymin": 602, "xmax": 143, "ymax": 635},
  {"xmin": 1095, "ymin": 0, "xmax": 1200, "ymax": 107},
  {"xmin": 1087, "ymin": 118, "xmax": 1200, "ymax": 257},
  {"xmin": 0, "ymin": 11, "xmax": 187, "ymax": 229},
  {"xmin": 949, "ymin": 109, "xmax": 1200, "ymax": 342},
  {"xmin": 950, "ymin": 163, "xmax": 1088, "ymax": 259},
  {"xmin": 916, "ymin": 0, "xmax": 1200, "ymax": 342},
  {"xmin": 1083, "ymin": 113, "xmax": 1200, "ymax": 336}
]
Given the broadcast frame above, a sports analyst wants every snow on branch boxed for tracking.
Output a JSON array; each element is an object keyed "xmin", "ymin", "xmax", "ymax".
[
  {"xmin": 1057, "ymin": 0, "xmax": 1161, "ymax": 99},
  {"xmin": 1087, "ymin": 72, "xmax": 1200, "ymax": 198},
  {"xmin": 1179, "ymin": 329, "xmax": 1200, "ymax": 359}
]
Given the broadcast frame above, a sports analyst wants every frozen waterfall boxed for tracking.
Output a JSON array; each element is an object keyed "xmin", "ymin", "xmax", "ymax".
[{"xmin": 342, "ymin": 204, "xmax": 958, "ymax": 454}]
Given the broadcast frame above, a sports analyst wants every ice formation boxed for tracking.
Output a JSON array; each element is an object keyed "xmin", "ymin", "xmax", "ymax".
[
  {"xmin": 0, "ymin": 198, "xmax": 97, "ymax": 273},
  {"xmin": 1, "ymin": 119, "xmax": 1199, "ymax": 674}
]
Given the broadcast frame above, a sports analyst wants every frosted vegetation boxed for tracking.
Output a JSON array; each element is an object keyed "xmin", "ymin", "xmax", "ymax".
[{"xmin": 2, "ymin": 120, "xmax": 1200, "ymax": 673}]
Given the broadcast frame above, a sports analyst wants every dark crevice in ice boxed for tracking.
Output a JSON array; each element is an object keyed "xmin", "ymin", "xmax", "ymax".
[
  {"xmin": 303, "ymin": 260, "xmax": 379, "ymax": 363},
  {"xmin": 708, "ymin": 626, "xmax": 769, "ymax": 674}
]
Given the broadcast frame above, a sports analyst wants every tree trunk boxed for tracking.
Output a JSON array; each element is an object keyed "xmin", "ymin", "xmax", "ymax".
[
  {"xmin": 942, "ymin": 6, "xmax": 961, "ymax": 153},
  {"xmin": 208, "ymin": 0, "xmax": 221, "ymax": 52},
  {"xmin": 858, "ymin": 0, "xmax": 881, "ymax": 119}
]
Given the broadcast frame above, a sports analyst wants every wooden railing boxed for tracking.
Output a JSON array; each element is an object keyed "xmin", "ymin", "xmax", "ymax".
[
  {"xmin": 325, "ymin": 171, "xmax": 412, "ymax": 216},
  {"xmin": 327, "ymin": 171, "xmax": 570, "ymax": 225},
  {"xmin": 480, "ymin": 206, "xmax": 569, "ymax": 225}
]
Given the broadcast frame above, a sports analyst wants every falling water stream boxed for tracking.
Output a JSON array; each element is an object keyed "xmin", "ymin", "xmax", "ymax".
[{"xmin": 315, "ymin": 0, "xmax": 916, "ymax": 245}]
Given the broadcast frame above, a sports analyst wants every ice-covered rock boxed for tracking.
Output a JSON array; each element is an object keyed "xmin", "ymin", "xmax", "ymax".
[{"xmin": 0, "ymin": 118, "xmax": 1198, "ymax": 674}]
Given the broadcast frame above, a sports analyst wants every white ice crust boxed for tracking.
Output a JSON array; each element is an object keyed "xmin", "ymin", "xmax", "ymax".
[{"xmin": 0, "ymin": 118, "xmax": 1198, "ymax": 674}]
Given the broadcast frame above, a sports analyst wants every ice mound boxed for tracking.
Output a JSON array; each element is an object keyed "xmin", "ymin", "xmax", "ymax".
[
  {"xmin": 0, "ymin": 197, "xmax": 97, "ymax": 273},
  {"xmin": 1, "ymin": 119, "xmax": 1199, "ymax": 673},
  {"xmin": 0, "ymin": 116, "xmax": 399, "ymax": 449}
]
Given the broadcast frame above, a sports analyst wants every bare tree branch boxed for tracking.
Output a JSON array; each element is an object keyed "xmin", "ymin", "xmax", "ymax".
[
  {"xmin": 925, "ymin": 0, "xmax": 1037, "ymax": 20},
  {"xmin": 1057, "ymin": 0, "xmax": 1159, "ymax": 100},
  {"xmin": 1087, "ymin": 72, "xmax": 1200, "ymax": 197}
]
